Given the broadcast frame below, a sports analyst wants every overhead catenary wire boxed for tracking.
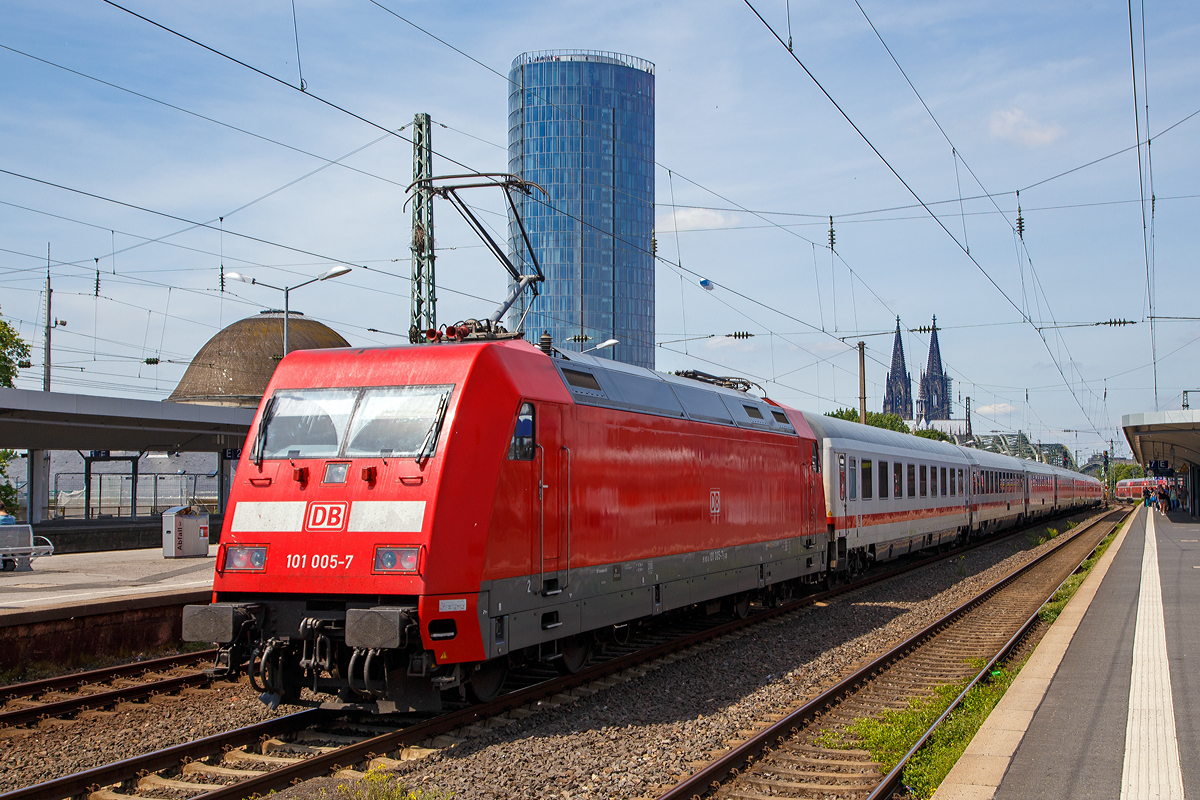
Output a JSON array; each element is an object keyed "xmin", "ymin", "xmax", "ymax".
[
  {"xmin": 1127, "ymin": 0, "xmax": 1156, "ymax": 409},
  {"xmin": 743, "ymin": 0, "xmax": 1105, "ymax": 441}
]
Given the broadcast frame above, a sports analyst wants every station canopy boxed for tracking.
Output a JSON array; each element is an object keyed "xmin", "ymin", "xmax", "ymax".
[
  {"xmin": 1121, "ymin": 410, "xmax": 1200, "ymax": 472},
  {"xmin": 0, "ymin": 387, "xmax": 253, "ymax": 452}
]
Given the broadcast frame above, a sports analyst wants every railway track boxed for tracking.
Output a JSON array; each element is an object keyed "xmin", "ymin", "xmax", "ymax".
[
  {"xmin": 655, "ymin": 506, "xmax": 1128, "ymax": 800},
  {"xmin": 0, "ymin": 650, "xmax": 218, "ymax": 728},
  {"xmin": 3, "ymin": 507, "xmax": 1109, "ymax": 800}
]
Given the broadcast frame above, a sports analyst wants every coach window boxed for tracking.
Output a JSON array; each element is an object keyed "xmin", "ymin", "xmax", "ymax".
[
  {"xmin": 508, "ymin": 403, "xmax": 535, "ymax": 461},
  {"xmin": 931, "ymin": 465, "xmax": 938, "ymax": 497},
  {"xmin": 949, "ymin": 467, "xmax": 956, "ymax": 496},
  {"xmin": 894, "ymin": 462, "xmax": 903, "ymax": 498},
  {"xmin": 941, "ymin": 467, "xmax": 948, "ymax": 496},
  {"xmin": 958, "ymin": 468, "xmax": 964, "ymax": 495},
  {"xmin": 907, "ymin": 464, "xmax": 916, "ymax": 498},
  {"xmin": 849, "ymin": 458, "xmax": 858, "ymax": 500},
  {"xmin": 862, "ymin": 460, "xmax": 873, "ymax": 500},
  {"xmin": 878, "ymin": 460, "xmax": 888, "ymax": 499},
  {"xmin": 920, "ymin": 465, "xmax": 928, "ymax": 497}
]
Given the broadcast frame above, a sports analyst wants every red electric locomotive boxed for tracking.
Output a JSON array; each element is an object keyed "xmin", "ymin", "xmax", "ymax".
[{"xmin": 183, "ymin": 338, "xmax": 828, "ymax": 710}]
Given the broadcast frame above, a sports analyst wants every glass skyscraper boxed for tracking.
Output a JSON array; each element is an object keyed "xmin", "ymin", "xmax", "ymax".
[{"xmin": 507, "ymin": 50, "xmax": 655, "ymax": 369}]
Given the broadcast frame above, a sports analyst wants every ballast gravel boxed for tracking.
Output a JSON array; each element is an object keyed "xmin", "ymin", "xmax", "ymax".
[
  {"xmin": 0, "ymin": 679, "xmax": 293, "ymax": 791},
  {"xmin": 277, "ymin": 512, "xmax": 1102, "ymax": 800}
]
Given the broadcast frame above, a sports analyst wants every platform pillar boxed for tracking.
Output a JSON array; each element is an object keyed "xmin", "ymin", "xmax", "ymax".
[{"xmin": 26, "ymin": 449, "xmax": 50, "ymax": 524}]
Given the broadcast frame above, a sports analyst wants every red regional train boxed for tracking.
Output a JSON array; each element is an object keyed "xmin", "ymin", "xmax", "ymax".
[
  {"xmin": 183, "ymin": 337, "xmax": 1101, "ymax": 711},
  {"xmin": 1115, "ymin": 477, "xmax": 1164, "ymax": 502}
]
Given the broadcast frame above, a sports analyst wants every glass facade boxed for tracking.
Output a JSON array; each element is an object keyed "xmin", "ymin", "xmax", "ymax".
[{"xmin": 507, "ymin": 50, "xmax": 655, "ymax": 369}]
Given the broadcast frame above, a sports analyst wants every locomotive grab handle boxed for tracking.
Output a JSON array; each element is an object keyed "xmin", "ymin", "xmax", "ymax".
[
  {"xmin": 563, "ymin": 446, "xmax": 571, "ymax": 589},
  {"xmin": 537, "ymin": 444, "xmax": 545, "ymax": 594}
]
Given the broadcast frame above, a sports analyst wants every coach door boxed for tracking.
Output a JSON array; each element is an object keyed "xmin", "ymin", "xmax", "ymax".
[
  {"xmin": 535, "ymin": 404, "xmax": 564, "ymax": 596},
  {"xmin": 838, "ymin": 453, "xmax": 858, "ymax": 539},
  {"xmin": 1023, "ymin": 472, "xmax": 1030, "ymax": 516}
]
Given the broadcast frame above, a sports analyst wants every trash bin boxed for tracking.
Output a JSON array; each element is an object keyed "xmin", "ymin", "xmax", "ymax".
[{"xmin": 163, "ymin": 506, "xmax": 211, "ymax": 558}]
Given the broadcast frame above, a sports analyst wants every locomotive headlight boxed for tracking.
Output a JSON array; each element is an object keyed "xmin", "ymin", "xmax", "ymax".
[
  {"xmin": 224, "ymin": 545, "xmax": 268, "ymax": 572},
  {"xmin": 374, "ymin": 546, "xmax": 420, "ymax": 574}
]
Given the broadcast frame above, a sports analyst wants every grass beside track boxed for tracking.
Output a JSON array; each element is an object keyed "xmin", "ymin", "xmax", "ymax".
[{"xmin": 818, "ymin": 514, "xmax": 1123, "ymax": 798}]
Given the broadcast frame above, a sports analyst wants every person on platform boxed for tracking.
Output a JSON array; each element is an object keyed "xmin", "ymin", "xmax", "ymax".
[
  {"xmin": 1143, "ymin": 485, "xmax": 1152, "ymax": 508},
  {"xmin": 0, "ymin": 503, "xmax": 15, "ymax": 525},
  {"xmin": 1170, "ymin": 484, "xmax": 1179, "ymax": 511}
]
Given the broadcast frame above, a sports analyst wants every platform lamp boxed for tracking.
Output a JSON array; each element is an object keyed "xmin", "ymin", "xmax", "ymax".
[
  {"xmin": 226, "ymin": 267, "xmax": 352, "ymax": 355},
  {"xmin": 581, "ymin": 338, "xmax": 619, "ymax": 354}
]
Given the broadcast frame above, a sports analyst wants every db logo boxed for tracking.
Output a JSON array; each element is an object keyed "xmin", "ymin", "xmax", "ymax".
[
  {"xmin": 709, "ymin": 489, "xmax": 721, "ymax": 516},
  {"xmin": 305, "ymin": 501, "xmax": 349, "ymax": 532}
]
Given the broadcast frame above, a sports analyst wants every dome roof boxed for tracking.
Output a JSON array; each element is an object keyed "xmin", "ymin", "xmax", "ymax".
[{"xmin": 168, "ymin": 311, "xmax": 350, "ymax": 407}]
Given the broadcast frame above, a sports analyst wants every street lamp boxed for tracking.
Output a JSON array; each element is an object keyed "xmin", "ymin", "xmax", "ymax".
[
  {"xmin": 581, "ymin": 338, "xmax": 619, "ymax": 354},
  {"xmin": 227, "ymin": 267, "xmax": 352, "ymax": 355}
]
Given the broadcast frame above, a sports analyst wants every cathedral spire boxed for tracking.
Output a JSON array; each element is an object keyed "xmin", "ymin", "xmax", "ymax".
[
  {"xmin": 918, "ymin": 315, "xmax": 952, "ymax": 420},
  {"xmin": 882, "ymin": 316, "xmax": 913, "ymax": 419}
]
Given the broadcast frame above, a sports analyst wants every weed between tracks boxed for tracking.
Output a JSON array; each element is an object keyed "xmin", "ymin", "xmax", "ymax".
[
  {"xmin": 1038, "ymin": 526, "xmax": 1118, "ymax": 624},
  {"xmin": 323, "ymin": 766, "xmax": 447, "ymax": 800}
]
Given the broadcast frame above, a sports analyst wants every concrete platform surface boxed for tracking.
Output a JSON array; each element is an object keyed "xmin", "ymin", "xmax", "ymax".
[
  {"xmin": 935, "ymin": 503, "xmax": 1200, "ymax": 799},
  {"xmin": 0, "ymin": 545, "xmax": 217, "ymax": 614}
]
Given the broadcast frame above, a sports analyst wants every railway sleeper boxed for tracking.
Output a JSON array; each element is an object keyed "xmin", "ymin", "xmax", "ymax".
[
  {"xmin": 223, "ymin": 748, "xmax": 305, "ymax": 766},
  {"xmin": 137, "ymin": 774, "xmax": 213, "ymax": 793},
  {"xmin": 182, "ymin": 762, "xmax": 265, "ymax": 779}
]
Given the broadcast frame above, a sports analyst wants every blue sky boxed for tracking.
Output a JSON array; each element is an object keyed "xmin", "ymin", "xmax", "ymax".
[{"xmin": 2, "ymin": 0, "xmax": 1197, "ymax": 460}]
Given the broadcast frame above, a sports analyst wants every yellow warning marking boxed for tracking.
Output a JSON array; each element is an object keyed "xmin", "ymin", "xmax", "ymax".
[{"xmin": 439, "ymin": 651, "xmax": 448, "ymax": 660}]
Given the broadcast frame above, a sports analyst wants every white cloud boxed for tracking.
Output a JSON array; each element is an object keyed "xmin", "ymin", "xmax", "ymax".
[
  {"xmin": 988, "ymin": 108, "xmax": 1066, "ymax": 147},
  {"xmin": 976, "ymin": 402, "xmax": 1016, "ymax": 416},
  {"xmin": 655, "ymin": 206, "xmax": 738, "ymax": 233}
]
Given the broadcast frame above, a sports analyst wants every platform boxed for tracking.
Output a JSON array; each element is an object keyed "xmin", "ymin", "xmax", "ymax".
[
  {"xmin": 0, "ymin": 545, "xmax": 217, "ymax": 615},
  {"xmin": 935, "ymin": 504, "xmax": 1197, "ymax": 799}
]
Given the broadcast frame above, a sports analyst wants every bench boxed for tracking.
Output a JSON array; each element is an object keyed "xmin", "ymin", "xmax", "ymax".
[{"xmin": 0, "ymin": 525, "xmax": 54, "ymax": 571}]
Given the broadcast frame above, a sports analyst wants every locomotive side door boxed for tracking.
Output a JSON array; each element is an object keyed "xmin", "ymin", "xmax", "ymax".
[{"xmin": 535, "ymin": 404, "xmax": 564, "ymax": 595}]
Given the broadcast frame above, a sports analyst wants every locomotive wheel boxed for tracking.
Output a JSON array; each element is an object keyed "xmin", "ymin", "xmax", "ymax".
[
  {"xmin": 731, "ymin": 592, "xmax": 752, "ymax": 619},
  {"xmin": 556, "ymin": 633, "xmax": 592, "ymax": 675},
  {"xmin": 466, "ymin": 658, "xmax": 508, "ymax": 703}
]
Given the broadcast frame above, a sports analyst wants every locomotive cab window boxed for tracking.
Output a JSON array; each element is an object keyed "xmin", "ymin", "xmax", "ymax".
[
  {"xmin": 258, "ymin": 385, "xmax": 451, "ymax": 461},
  {"xmin": 508, "ymin": 403, "xmax": 536, "ymax": 461}
]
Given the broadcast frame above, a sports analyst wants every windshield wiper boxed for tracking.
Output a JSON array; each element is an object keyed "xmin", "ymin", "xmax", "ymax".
[
  {"xmin": 415, "ymin": 392, "xmax": 450, "ymax": 465},
  {"xmin": 253, "ymin": 396, "xmax": 277, "ymax": 468}
]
